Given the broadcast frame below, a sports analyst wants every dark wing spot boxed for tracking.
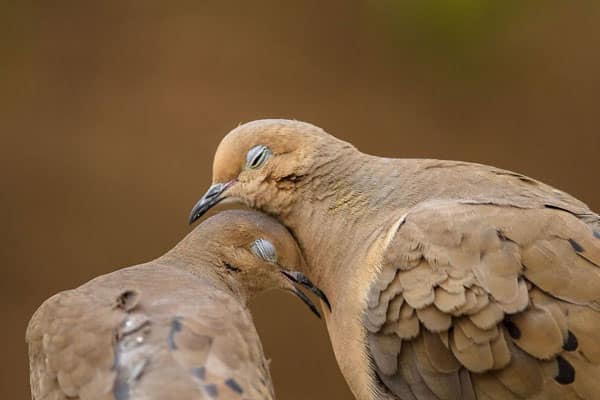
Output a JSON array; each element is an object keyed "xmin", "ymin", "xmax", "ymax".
[
  {"xmin": 594, "ymin": 230, "xmax": 600, "ymax": 239},
  {"xmin": 568, "ymin": 238, "xmax": 584, "ymax": 253},
  {"xmin": 204, "ymin": 384, "xmax": 218, "ymax": 397},
  {"xmin": 224, "ymin": 262, "xmax": 241, "ymax": 272},
  {"xmin": 503, "ymin": 319, "xmax": 521, "ymax": 339},
  {"xmin": 555, "ymin": 355, "xmax": 575, "ymax": 384},
  {"xmin": 191, "ymin": 367, "xmax": 206, "ymax": 380},
  {"xmin": 116, "ymin": 290, "xmax": 139, "ymax": 311},
  {"xmin": 563, "ymin": 331, "xmax": 578, "ymax": 351},
  {"xmin": 496, "ymin": 229, "xmax": 517, "ymax": 244},
  {"xmin": 518, "ymin": 176, "xmax": 536, "ymax": 185},
  {"xmin": 167, "ymin": 317, "xmax": 183, "ymax": 350},
  {"xmin": 225, "ymin": 378, "xmax": 243, "ymax": 394}
]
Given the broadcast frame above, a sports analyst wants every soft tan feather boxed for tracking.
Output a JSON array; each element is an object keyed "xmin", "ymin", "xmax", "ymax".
[
  {"xmin": 412, "ymin": 336, "xmax": 462, "ymax": 399},
  {"xmin": 510, "ymin": 305, "xmax": 564, "ymax": 359},
  {"xmin": 493, "ymin": 342, "xmax": 544, "ymax": 398},
  {"xmin": 368, "ymin": 334, "xmax": 402, "ymax": 376},
  {"xmin": 469, "ymin": 302, "xmax": 505, "ymax": 330},
  {"xmin": 567, "ymin": 306, "xmax": 600, "ymax": 363},
  {"xmin": 450, "ymin": 324, "xmax": 494, "ymax": 373},
  {"xmin": 416, "ymin": 305, "xmax": 452, "ymax": 332},
  {"xmin": 422, "ymin": 331, "xmax": 460, "ymax": 374}
]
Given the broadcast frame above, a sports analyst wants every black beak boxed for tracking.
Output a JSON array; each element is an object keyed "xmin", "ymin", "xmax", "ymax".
[
  {"xmin": 188, "ymin": 182, "xmax": 233, "ymax": 224},
  {"xmin": 287, "ymin": 285, "xmax": 321, "ymax": 319},
  {"xmin": 281, "ymin": 270, "xmax": 331, "ymax": 317}
]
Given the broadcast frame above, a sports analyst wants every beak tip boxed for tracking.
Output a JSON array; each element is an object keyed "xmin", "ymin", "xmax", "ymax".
[
  {"xmin": 188, "ymin": 182, "xmax": 232, "ymax": 225},
  {"xmin": 283, "ymin": 270, "xmax": 332, "ymax": 313}
]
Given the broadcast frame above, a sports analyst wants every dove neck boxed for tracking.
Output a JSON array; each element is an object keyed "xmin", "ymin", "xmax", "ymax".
[
  {"xmin": 159, "ymin": 240, "xmax": 252, "ymax": 305},
  {"xmin": 284, "ymin": 152, "xmax": 416, "ymax": 295}
]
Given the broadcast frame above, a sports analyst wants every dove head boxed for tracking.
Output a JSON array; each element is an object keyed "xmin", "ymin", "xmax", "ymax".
[
  {"xmin": 172, "ymin": 209, "xmax": 329, "ymax": 317},
  {"xmin": 189, "ymin": 119, "xmax": 354, "ymax": 222}
]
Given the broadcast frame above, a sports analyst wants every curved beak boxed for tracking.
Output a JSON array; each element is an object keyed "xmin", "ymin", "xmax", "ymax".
[
  {"xmin": 281, "ymin": 269, "xmax": 331, "ymax": 319},
  {"xmin": 188, "ymin": 181, "xmax": 235, "ymax": 224}
]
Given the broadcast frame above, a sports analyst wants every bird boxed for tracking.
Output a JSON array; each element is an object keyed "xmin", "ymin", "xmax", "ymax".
[
  {"xmin": 189, "ymin": 119, "xmax": 600, "ymax": 400},
  {"xmin": 27, "ymin": 209, "xmax": 329, "ymax": 400}
]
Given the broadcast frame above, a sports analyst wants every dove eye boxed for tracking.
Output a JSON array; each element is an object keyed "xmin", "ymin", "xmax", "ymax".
[
  {"xmin": 251, "ymin": 239, "xmax": 277, "ymax": 263},
  {"xmin": 246, "ymin": 145, "xmax": 271, "ymax": 169}
]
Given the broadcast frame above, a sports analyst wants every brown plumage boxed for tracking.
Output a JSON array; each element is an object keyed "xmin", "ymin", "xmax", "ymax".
[
  {"xmin": 190, "ymin": 119, "xmax": 600, "ymax": 400},
  {"xmin": 27, "ymin": 210, "xmax": 325, "ymax": 400}
]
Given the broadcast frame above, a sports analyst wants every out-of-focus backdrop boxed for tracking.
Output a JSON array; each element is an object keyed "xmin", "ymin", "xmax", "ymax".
[{"xmin": 2, "ymin": 1, "xmax": 599, "ymax": 399}]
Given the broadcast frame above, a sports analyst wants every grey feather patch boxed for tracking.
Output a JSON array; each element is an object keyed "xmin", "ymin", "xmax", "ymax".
[
  {"xmin": 113, "ymin": 380, "xmax": 129, "ymax": 400},
  {"xmin": 251, "ymin": 239, "xmax": 277, "ymax": 263},
  {"xmin": 191, "ymin": 367, "xmax": 206, "ymax": 380},
  {"xmin": 568, "ymin": 238, "xmax": 584, "ymax": 253},
  {"xmin": 204, "ymin": 384, "xmax": 218, "ymax": 397},
  {"xmin": 225, "ymin": 378, "xmax": 243, "ymax": 394},
  {"xmin": 167, "ymin": 317, "xmax": 183, "ymax": 350}
]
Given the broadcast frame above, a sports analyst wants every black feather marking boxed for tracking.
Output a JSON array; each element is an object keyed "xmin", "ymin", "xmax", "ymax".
[
  {"xmin": 224, "ymin": 262, "xmax": 241, "ymax": 272},
  {"xmin": 563, "ymin": 331, "xmax": 578, "ymax": 351},
  {"xmin": 225, "ymin": 378, "xmax": 243, "ymax": 394},
  {"xmin": 555, "ymin": 355, "xmax": 575, "ymax": 384},
  {"xmin": 594, "ymin": 230, "xmax": 600, "ymax": 239},
  {"xmin": 568, "ymin": 238, "xmax": 584, "ymax": 253},
  {"xmin": 116, "ymin": 290, "xmax": 139, "ymax": 311},
  {"xmin": 204, "ymin": 384, "xmax": 218, "ymax": 397},
  {"xmin": 503, "ymin": 319, "xmax": 521, "ymax": 339},
  {"xmin": 191, "ymin": 367, "xmax": 206, "ymax": 380},
  {"xmin": 496, "ymin": 229, "xmax": 516, "ymax": 243},
  {"xmin": 167, "ymin": 317, "xmax": 183, "ymax": 350}
]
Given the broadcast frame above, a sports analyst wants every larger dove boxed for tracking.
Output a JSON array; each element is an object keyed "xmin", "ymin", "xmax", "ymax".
[{"xmin": 190, "ymin": 119, "xmax": 600, "ymax": 400}]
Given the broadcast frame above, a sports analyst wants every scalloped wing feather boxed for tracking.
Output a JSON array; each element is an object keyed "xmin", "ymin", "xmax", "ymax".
[{"xmin": 364, "ymin": 201, "xmax": 600, "ymax": 399}]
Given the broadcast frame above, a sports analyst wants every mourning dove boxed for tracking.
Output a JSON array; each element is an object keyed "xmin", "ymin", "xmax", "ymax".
[
  {"xmin": 189, "ymin": 119, "xmax": 600, "ymax": 400},
  {"xmin": 27, "ymin": 209, "xmax": 328, "ymax": 400}
]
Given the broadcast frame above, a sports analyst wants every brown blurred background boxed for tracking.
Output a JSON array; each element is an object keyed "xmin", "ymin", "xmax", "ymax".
[{"xmin": 2, "ymin": 1, "xmax": 600, "ymax": 399}]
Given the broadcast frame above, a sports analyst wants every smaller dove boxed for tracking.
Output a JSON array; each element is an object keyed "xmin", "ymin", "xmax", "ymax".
[{"xmin": 27, "ymin": 209, "xmax": 328, "ymax": 400}]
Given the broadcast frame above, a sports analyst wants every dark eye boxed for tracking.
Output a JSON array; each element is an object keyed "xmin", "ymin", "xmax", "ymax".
[{"xmin": 246, "ymin": 145, "xmax": 271, "ymax": 169}]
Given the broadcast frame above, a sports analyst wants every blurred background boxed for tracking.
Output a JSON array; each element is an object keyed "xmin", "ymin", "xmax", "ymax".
[{"xmin": 2, "ymin": 1, "xmax": 600, "ymax": 398}]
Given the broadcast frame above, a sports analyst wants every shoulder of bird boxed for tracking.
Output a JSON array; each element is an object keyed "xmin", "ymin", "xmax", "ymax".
[
  {"xmin": 366, "ymin": 157, "xmax": 596, "ymax": 224},
  {"xmin": 365, "ymin": 198, "xmax": 600, "ymax": 399},
  {"xmin": 26, "ymin": 262, "xmax": 274, "ymax": 400}
]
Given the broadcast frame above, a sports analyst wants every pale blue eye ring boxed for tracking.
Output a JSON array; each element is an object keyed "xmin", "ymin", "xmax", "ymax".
[
  {"xmin": 246, "ymin": 145, "xmax": 271, "ymax": 169},
  {"xmin": 251, "ymin": 239, "xmax": 277, "ymax": 263}
]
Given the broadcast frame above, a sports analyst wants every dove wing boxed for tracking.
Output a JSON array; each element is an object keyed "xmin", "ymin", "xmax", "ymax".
[{"xmin": 365, "ymin": 200, "xmax": 600, "ymax": 399}]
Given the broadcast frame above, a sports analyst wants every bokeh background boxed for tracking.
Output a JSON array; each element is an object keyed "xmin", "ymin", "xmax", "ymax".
[{"xmin": 2, "ymin": 1, "xmax": 600, "ymax": 399}]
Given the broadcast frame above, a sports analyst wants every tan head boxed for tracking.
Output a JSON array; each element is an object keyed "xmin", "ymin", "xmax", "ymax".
[
  {"xmin": 172, "ymin": 209, "xmax": 329, "ymax": 317},
  {"xmin": 188, "ymin": 119, "xmax": 353, "ymax": 221}
]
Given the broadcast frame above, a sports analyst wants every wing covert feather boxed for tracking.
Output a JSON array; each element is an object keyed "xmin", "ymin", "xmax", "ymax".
[{"xmin": 365, "ymin": 201, "xmax": 600, "ymax": 399}]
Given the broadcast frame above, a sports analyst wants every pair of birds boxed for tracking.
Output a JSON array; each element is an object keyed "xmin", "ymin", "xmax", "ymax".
[{"xmin": 28, "ymin": 119, "xmax": 600, "ymax": 400}]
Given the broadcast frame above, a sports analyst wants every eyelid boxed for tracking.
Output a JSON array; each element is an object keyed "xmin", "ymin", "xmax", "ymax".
[
  {"xmin": 246, "ymin": 145, "xmax": 271, "ymax": 169},
  {"xmin": 251, "ymin": 239, "xmax": 277, "ymax": 263}
]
